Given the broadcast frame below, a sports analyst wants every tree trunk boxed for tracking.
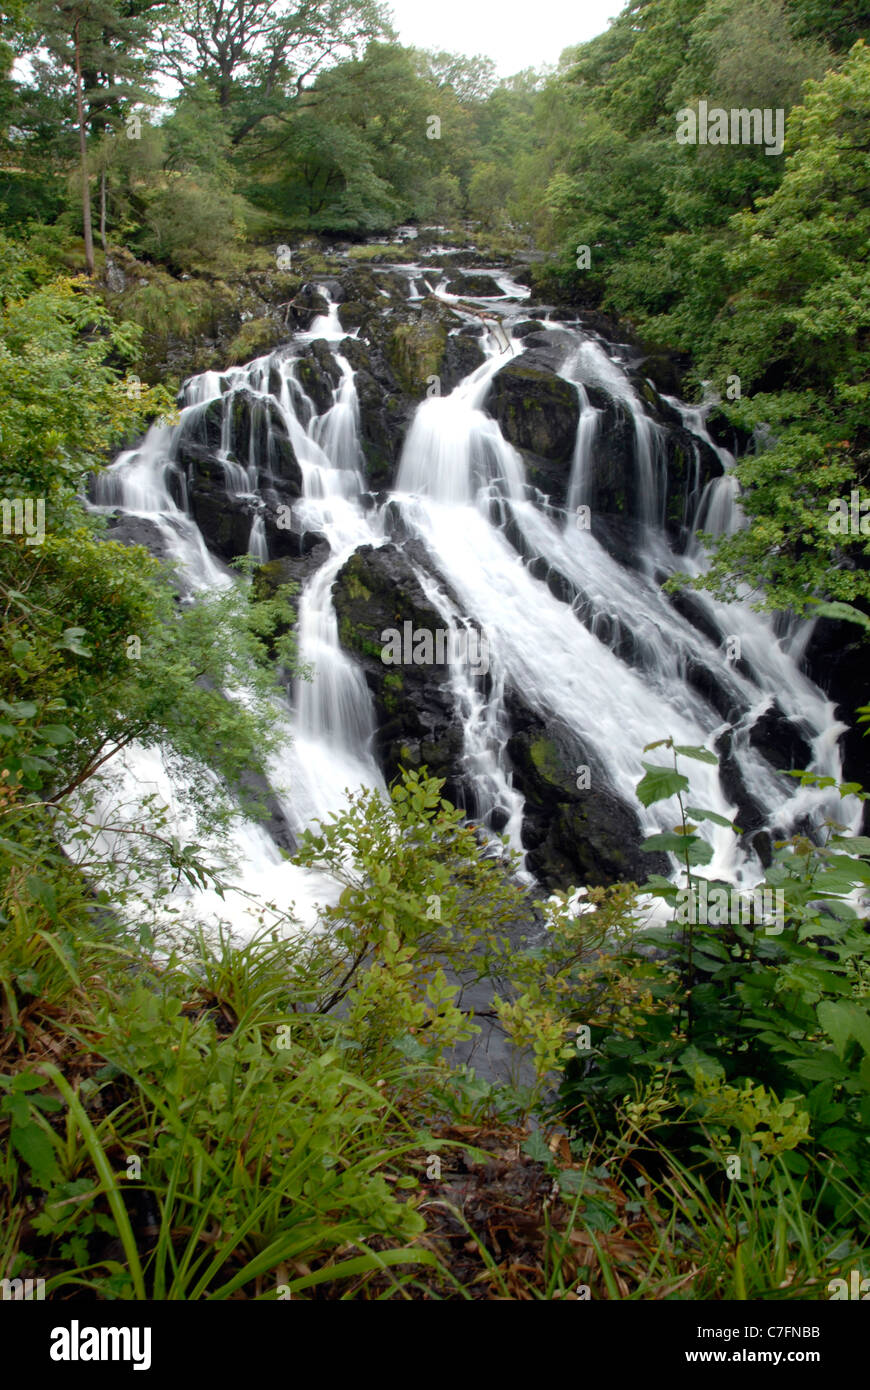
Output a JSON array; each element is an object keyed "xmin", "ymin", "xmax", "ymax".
[
  {"xmin": 99, "ymin": 163, "xmax": 108, "ymax": 255},
  {"xmin": 74, "ymin": 18, "xmax": 95, "ymax": 277}
]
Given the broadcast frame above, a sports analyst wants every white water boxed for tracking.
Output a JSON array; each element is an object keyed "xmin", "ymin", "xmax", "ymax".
[{"xmin": 80, "ymin": 276, "xmax": 859, "ymax": 935}]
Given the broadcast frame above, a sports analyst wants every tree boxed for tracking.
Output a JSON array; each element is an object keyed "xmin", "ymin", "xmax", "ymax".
[
  {"xmin": 689, "ymin": 42, "xmax": 870, "ymax": 610},
  {"xmin": 157, "ymin": 0, "xmax": 391, "ymax": 140},
  {"xmin": 422, "ymin": 50, "xmax": 497, "ymax": 103},
  {"xmin": 20, "ymin": 0, "xmax": 160, "ymax": 273}
]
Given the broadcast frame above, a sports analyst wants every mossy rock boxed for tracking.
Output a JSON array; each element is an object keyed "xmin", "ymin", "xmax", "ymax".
[
  {"xmin": 225, "ymin": 316, "xmax": 286, "ymax": 366},
  {"xmin": 386, "ymin": 319, "xmax": 448, "ymax": 395},
  {"xmin": 486, "ymin": 360, "xmax": 579, "ymax": 467}
]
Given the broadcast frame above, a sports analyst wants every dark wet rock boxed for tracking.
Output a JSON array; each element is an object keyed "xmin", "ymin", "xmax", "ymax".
[
  {"xmin": 172, "ymin": 387, "xmax": 303, "ymax": 559},
  {"xmin": 510, "ymin": 319, "xmax": 546, "ymax": 339},
  {"xmin": 635, "ymin": 347, "xmax": 692, "ymax": 399},
  {"xmin": 715, "ymin": 728, "xmax": 766, "ymax": 836},
  {"xmin": 749, "ymin": 700, "xmax": 814, "ymax": 772},
  {"xmin": 294, "ymin": 339, "xmax": 341, "ymax": 415},
  {"xmin": 253, "ymin": 540, "xmax": 331, "ymax": 618},
  {"xmin": 508, "ymin": 266, "xmax": 535, "ymax": 289},
  {"xmin": 685, "ymin": 657, "xmax": 747, "ymax": 724},
  {"xmin": 668, "ymin": 587, "xmax": 729, "ymax": 654},
  {"xmin": 569, "ymin": 397, "xmax": 636, "ymax": 519},
  {"xmin": 103, "ymin": 512, "xmax": 172, "ymax": 561},
  {"xmin": 338, "ymin": 265, "xmax": 381, "ymax": 306},
  {"xmin": 751, "ymin": 829, "xmax": 773, "ymax": 869},
  {"xmin": 504, "ymin": 694, "xmax": 669, "ymax": 889},
  {"xmin": 376, "ymin": 269, "xmax": 413, "ymax": 299},
  {"xmin": 511, "ymin": 331, "xmax": 577, "ymax": 364},
  {"xmin": 706, "ymin": 406, "xmax": 753, "ymax": 458},
  {"xmin": 177, "ymin": 388, "xmax": 303, "ymax": 497},
  {"xmin": 802, "ymin": 616, "xmax": 870, "ymax": 804},
  {"xmin": 662, "ymin": 427, "xmax": 723, "ymax": 541},
  {"xmin": 486, "ymin": 359, "xmax": 579, "ymax": 474},
  {"xmin": 289, "ymin": 284, "xmax": 330, "ymax": 330},
  {"xmin": 187, "ymin": 487, "xmax": 257, "ymax": 563},
  {"xmin": 236, "ymin": 766, "xmax": 298, "ymax": 855},
  {"xmin": 337, "ymin": 300, "xmax": 373, "ymax": 333},
  {"xmin": 385, "ymin": 311, "xmax": 452, "ymax": 395},
  {"xmin": 352, "ymin": 366, "xmax": 409, "ymax": 489},
  {"xmin": 332, "ymin": 543, "xmax": 470, "ymax": 801},
  {"xmin": 444, "ymin": 272, "xmax": 504, "ymax": 298},
  {"xmin": 442, "ymin": 332, "xmax": 486, "ymax": 391}
]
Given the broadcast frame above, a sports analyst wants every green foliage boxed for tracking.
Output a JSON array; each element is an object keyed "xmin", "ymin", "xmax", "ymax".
[
  {"xmin": 526, "ymin": 3, "xmax": 869, "ymax": 614},
  {"xmin": 560, "ymin": 741, "xmax": 870, "ymax": 1228}
]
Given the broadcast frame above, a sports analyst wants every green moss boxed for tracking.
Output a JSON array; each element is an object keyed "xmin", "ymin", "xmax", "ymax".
[
  {"xmin": 382, "ymin": 670, "xmax": 404, "ymax": 714},
  {"xmin": 529, "ymin": 737, "xmax": 563, "ymax": 785},
  {"xmin": 343, "ymin": 572, "xmax": 372, "ymax": 602},
  {"xmin": 346, "ymin": 243, "xmax": 418, "ymax": 263},
  {"xmin": 387, "ymin": 320, "xmax": 447, "ymax": 395},
  {"xmin": 225, "ymin": 316, "xmax": 283, "ymax": 366},
  {"xmin": 295, "ymin": 253, "xmax": 341, "ymax": 276}
]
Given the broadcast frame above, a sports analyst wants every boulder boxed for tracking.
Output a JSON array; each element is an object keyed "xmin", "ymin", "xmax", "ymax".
[
  {"xmin": 187, "ymin": 487, "xmax": 257, "ymax": 562},
  {"xmin": 442, "ymin": 332, "xmax": 486, "ymax": 391},
  {"xmin": 749, "ymin": 700, "xmax": 814, "ymax": 772},
  {"xmin": 509, "ymin": 319, "xmax": 547, "ymax": 339},
  {"xmin": 802, "ymin": 615, "xmax": 870, "ymax": 803},
  {"xmin": 505, "ymin": 694, "xmax": 669, "ymax": 889},
  {"xmin": 486, "ymin": 359, "xmax": 579, "ymax": 475},
  {"xmin": 331, "ymin": 543, "xmax": 469, "ymax": 801},
  {"xmin": 294, "ymin": 339, "xmax": 341, "ymax": 415},
  {"xmin": 444, "ymin": 272, "xmax": 504, "ymax": 298}
]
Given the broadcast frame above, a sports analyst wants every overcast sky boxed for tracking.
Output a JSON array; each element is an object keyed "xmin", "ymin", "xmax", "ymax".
[{"xmin": 384, "ymin": 0, "xmax": 622, "ymax": 76}]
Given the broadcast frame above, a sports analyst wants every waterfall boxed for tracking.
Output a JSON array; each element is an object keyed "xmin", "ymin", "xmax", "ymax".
[{"xmin": 82, "ymin": 266, "xmax": 860, "ymax": 936}]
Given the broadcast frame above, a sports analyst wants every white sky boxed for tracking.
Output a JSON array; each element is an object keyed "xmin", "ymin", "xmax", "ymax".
[{"xmin": 384, "ymin": 0, "xmax": 622, "ymax": 76}]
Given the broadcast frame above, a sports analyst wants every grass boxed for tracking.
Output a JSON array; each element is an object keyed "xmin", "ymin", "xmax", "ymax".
[
  {"xmin": 3, "ymin": 900, "xmax": 864, "ymax": 1300},
  {"xmin": 2, "ymin": 777, "xmax": 867, "ymax": 1301}
]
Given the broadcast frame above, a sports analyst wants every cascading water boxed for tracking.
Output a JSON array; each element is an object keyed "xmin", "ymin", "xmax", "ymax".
[{"xmin": 84, "ymin": 270, "xmax": 860, "ymax": 934}]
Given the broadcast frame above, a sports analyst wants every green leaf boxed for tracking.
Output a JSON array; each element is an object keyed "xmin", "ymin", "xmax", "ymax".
[
  {"xmin": 673, "ymin": 744, "xmax": 718, "ymax": 765},
  {"xmin": 785, "ymin": 1055, "xmax": 849, "ymax": 1082},
  {"xmin": 818, "ymin": 1001, "xmax": 870, "ymax": 1059},
  {"xmin": 36, "ymin": 724, "xmax": 74, "ymax": 745},
  {"xmin": 685, "ymin": 805, "xmax": 735, "ymax": 828},
  {"xmin": 641, "ymin": 831, "xmax": 695, "ymax": 854},
  {"xmin": 808, "ymin": 600, "xmax": 870, "ymax": 632},
  {"xmin": 522, "ymin": 1130, "xmax": 552, "ymax": 1163},
  {"xmin": 0, "ymin": 700, "xmax": 37, "ymax": 719},
  {"xmin": 26, "ymin": 875, "xmax": 56, "ymax": 915},
  {"xmin": 680, "ymin": 1044, "xmax": 725, "ymax": 1083},
  {"xmin": 641, "ymin": 832, "xmax": 713, "ymax": 865},
  {"xmin": 636, "ymin": 763, "xmax": 689, "ymax": 807},
  {"xmin": 830, "ymin": 836, "xmax": 870, "ymax": 856},
  {"xmin": 18, "ymin": 754, "xmax": 55, "ymax": 773},
  {"xmin": 12, "ymin": 1122, "xmax": 59, "ymax": 1187},
  {"xmin": 59, "ymin": 627, "xmax": 91, "ymax": 657}
]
